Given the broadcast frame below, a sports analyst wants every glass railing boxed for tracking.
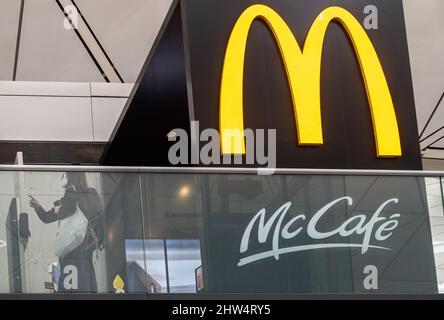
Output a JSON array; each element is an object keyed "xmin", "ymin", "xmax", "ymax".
[{"xmin": 0, "ymin": 166, "xmax": 443, "ymax": 294}]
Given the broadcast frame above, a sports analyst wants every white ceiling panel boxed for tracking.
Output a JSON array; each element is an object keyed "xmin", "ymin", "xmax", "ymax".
[
  {"xmin": 16, "ymin": 0, "xmax": 104, "ymax": 82},
  {"xmin": 0, "ymin": 0, "xmax": 22, "ymax": 80},
  {"xmin": 403, "ymin": 0, "xmax": 444, "ymax": 138},
  {"xmin": 75, "ymin": 0, "xmax": 173, "ymax": 82},
  {"xmin": 429, "ymin": 140, "xmax": 444, "ymax": 149}
]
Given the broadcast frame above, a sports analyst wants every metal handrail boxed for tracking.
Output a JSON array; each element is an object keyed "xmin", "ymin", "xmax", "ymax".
[{"xmin": 0, "ymin": 165, "xmax": 443, "ymax": 177}]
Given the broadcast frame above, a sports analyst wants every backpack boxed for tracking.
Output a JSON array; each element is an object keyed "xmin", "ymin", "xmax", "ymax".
[{"xmin": 79, "ymin": 188, "xmax": 105, "ymax": 250}]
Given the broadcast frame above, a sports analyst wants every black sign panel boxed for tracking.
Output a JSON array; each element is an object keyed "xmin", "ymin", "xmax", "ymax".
[
  {"xmin": 201, "ymin": 175, "xmax": 436, "ymax": 293},
  {"xmin": 102, "ymin": 0, "xmax": 422, "ymax": 170}
]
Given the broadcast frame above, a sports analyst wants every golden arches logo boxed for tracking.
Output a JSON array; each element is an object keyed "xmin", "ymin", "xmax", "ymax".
[{"xmin": 220, "ymin": 5, "xmax": 402, "ymax": 157}]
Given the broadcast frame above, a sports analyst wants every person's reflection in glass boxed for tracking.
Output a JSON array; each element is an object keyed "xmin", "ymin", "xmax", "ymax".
[{"xmin": 29, "ymin": 172, "xmax": 104, "ymax": 293}]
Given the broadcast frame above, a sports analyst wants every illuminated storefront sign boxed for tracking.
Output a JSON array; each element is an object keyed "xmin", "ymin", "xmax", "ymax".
[{"xmin": 220, "ymin": 5, "xmax": 401, "ymax": 157}]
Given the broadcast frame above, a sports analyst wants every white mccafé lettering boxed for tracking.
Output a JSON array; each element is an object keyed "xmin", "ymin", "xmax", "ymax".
[{"xmin": 239, "ymin": 197, "xmax": 400, "ymax": 267}]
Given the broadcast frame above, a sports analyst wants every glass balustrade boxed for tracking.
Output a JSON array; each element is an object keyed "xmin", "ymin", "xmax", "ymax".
[{"xmin": 0, "ymin": 167, "xmax": 443, "ymax": 294}]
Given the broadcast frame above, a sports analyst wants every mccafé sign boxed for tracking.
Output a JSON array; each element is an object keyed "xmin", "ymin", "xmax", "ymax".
[
  {"xmin": 238, "ymin": 197, "xmax": 400, "ymax": 267},
  {"xmin": 220, "ymin": 5, "xmax": 401, "ymax": 158}
]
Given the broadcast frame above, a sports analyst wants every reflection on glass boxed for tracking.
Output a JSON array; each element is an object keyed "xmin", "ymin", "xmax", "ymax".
[
  {"xmin": 125, "ymin": 239, "xmax": 167, "ymax": 293},
  {"xmin": 0, "ymin": 171, "xmax": 145, "ymax": 294},
  {"xmin": 166, "ymin": 240, "xmax": 202, "ymax": 293},
  {"xmin": 28, "ymin": 172, "xmax": 102, "ymax": 293},
  {"xmin": 125, "ymin": 239, "xmax": 202, "ymax": 293},
  {"xmin": 0, "ymin": 170, "xmax": 443, "ymax": 294},
  {"xmin": 426, "ymin": 177, "xmax": 444, "ymax": 293}
]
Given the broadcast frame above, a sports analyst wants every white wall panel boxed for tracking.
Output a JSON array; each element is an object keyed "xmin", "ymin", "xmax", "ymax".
[
  {"xmin": 90, "ymin": 82, "xmax": 134, "ymax": 97},
  {"xmin": 92, "ymin": 97, "xmax": 126, "ymax": 142},
  {"xmin": 0, "ymin": 81, "xmax": 90, "ymax": 97},
  {"xmin": 0, "ymin": 96, "xmax": 93, "ymax": 141},
  {"xmin": 0, "ymin": 81, "xmax": 131, "ymax": 142},
  {"xmin": 423, "ymin": 159, "xmax": 444, "ymax": 170}
]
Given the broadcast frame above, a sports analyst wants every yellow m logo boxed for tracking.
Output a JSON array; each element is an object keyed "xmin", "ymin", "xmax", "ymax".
[{"xmin": 220, "ymin": 5, "xmax": 402, "ymax": 157}]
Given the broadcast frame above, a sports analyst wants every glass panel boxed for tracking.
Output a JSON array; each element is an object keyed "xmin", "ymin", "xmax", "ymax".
[
  {"xmin": 166, "ymin": 239, "xmax": 202, "ymax": 293},
  {"xmin": 125, "ymin": 239, "xmax": 167, "ymax": 293},
  {"xmin": 426, "ymin": 177, "xmax": 444, "ymax": 292},
  {"xmin": 0, "ymin": 169, "xmax": 443, "ymax": 294},
  {"xmin": 137, "ymin": 172, "xmax": 438, "ymax": 294},
  {"xmin": 101, "ymin": 172, "xmax": 146, "ymax": 293},
  {"xmin": 0, "ymin": 170, "xmax": 145, "ymax": 293},
  {"xmin": 140, "ymin": 173, "xmax": 205, "ymax": 293},
  {"xmin": 0, "ymin": 171, "xmax": 20, "ymax": 293}
]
